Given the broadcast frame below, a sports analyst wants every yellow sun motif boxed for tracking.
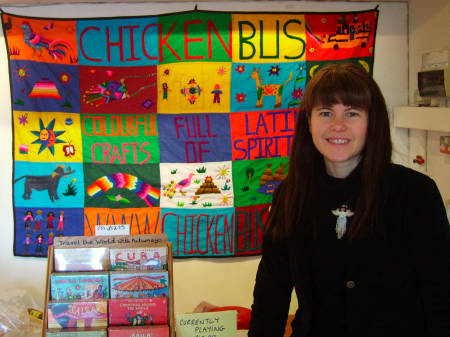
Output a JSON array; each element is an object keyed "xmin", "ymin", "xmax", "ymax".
[
  {"xmin": 321, "ymin": 18, "xmax": 327, "ymax": 24},
  {"xmin": 14, "ymin": 65, "xmax": 31, "ymax": 81},
  {"xmin": 216, "ymin": 165, "xmax": 229, "ymax": 180},
  {"xmin": 309, "ymin": 47, "xmax": 316, "ymax": 54}
]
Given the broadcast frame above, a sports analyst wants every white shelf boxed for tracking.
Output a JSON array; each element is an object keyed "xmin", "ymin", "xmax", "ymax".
[{"xmin": 394, "ymin": 106, "xmax": 450, "ymax": 132}]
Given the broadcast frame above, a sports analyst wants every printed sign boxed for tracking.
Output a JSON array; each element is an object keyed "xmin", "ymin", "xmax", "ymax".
[{"xmin": 176, "ymin": 311, "xmax": 237, "ymax": 337}]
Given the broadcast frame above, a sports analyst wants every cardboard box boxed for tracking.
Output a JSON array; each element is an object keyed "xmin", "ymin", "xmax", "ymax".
[{"xmin": 43, "ymin": 234, "xmax": 175, "ymax": 337}]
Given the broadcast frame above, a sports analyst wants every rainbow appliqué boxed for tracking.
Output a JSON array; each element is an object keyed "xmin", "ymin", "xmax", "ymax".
[
  {"xmin": 87, "ymin": 173, "xmax": 160, "ymax": 207},
  {"xmin": 28, "ymin": 78, "xmax": 62, "ymax": 99}
]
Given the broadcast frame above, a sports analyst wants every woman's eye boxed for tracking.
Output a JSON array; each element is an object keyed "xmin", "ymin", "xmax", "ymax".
[
  {"xmin": 319, "ymin": 110, "xmax": 332, "ymax": 117},
  {"xmin": 346, "ymin": 111, "xmax": 360, "ymax": 117}
]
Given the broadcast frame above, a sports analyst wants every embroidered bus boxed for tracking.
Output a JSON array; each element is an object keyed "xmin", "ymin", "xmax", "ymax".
[{"xmin": 321, "ymin": 15, "xmax": 372, "ymax": 50}]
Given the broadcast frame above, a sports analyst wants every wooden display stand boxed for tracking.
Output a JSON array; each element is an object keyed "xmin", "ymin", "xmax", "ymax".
[{"xmin": 42, "ymin": 234, "xmax": 175, "ymax": 337}]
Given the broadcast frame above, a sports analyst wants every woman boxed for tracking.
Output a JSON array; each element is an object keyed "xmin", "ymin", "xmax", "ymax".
[{"xmin": 249, "ymin": 63, "xmax": 449, "ymax": 337}]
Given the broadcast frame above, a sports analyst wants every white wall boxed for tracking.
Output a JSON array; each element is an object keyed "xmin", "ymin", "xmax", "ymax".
[
  {"xmin": 408, "ymin": 0, "xmax": 450, "ymax": 204},
  {"xmin": 0, "ymin": 1, "xmax": 407, "ymax": 314}
]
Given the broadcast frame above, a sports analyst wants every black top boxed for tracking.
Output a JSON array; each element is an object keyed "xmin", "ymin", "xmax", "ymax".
[
  {"xmin": 249, "ymin": 164, "xmax": 450, "ymax": 337},
  {"xmin": 309, "ymin": 165, "xmax": 361, "ymax": 336}
]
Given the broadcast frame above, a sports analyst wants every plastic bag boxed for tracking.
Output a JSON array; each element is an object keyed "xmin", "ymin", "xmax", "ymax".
[
  {"xmin": 0, "ymin": 289, "xmax": 42, "ymax": 337},
  {"xmin": 193, "ymin": 301, "xmax": 251, "ymax": 330}
]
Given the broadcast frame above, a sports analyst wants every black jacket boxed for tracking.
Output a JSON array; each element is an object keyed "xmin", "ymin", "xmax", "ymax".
[{"xmin": 249, "ymin": 164, "xmax": 450, "ymax": 337}]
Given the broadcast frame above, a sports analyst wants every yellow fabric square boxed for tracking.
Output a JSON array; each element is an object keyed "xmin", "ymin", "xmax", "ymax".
[
  {"xmin": 232, "ymin": 13, "xmax": 306, "ymax": 63},
  {"xmin": 157, "ymin": 62, "xmax": 231, "ymax": 114},
  {"xmin": 14, "ymin": 110, "xmax": 83, "ymax": 163}
]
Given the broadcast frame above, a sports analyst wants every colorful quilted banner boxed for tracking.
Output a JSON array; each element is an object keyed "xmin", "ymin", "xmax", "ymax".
[{"xmin": 2, "ymin": 8, "xmax": 378, "ymax": 257}]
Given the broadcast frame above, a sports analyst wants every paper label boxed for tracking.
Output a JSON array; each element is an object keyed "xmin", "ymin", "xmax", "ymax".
[
  {"xmin": 176, "ymin": 311, "xmax": 237, "ymax": 337},
  {"xmin": 95, "ymin": 224, "xmax": 130, "ymax": 236}
]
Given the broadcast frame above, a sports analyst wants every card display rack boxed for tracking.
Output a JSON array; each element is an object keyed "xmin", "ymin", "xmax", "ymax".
[{"xmin": 42, "ymin": 234, "xmax": 175, "ymax": 337}]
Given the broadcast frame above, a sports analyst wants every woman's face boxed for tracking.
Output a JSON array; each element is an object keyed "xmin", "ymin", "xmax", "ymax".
[{"xmin": 309, "ymin": 103, "xmax": 368, "ymax": 178}]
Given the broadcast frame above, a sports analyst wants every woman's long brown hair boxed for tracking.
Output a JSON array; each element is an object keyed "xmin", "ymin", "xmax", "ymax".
[{"xmin": 265, "ymin": 63, "xmax": 392, "ymax": 240}]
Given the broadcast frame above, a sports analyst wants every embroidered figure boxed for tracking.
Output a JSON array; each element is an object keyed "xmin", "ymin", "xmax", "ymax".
[
  {"xmin": 162, "ymin": 82, "xmax": 169, "ymax": 100},
  {"xmin": 211, "ymin": 84, "xmax": 223, "ymax": 103},
  {"xmin": 47, "ymin": 211, "xmax": 55, "ymax": 230},
  {"xmin": 23, "ymin": 233, "xmax": 33, "ymax": 255},
  {"xmin": 24, "ymin": 210, "xmax": 34, "ymax": 230},
  {"xmin": 56, "ymin": 210, "xmax": 64, "ymax": 231},
  {"xmin": 250, "ymin": 67, "xmax": 293, "ymax": 108},
  {"xmin": 331, "ymin": 204, "xmax": 354, "ymax": 239},
  {"xmin": 33, "ymin": 209, "xmax": 43, "ymax": 232},
  {"xmin": 35, "ymin": 233, "xmax": 44, "ymax": 256}
]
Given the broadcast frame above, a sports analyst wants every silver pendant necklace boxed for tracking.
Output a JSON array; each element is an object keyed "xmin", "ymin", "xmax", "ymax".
[{"xmin": 331, "ymin": 204, "xmax": 354, "ymax": 239}]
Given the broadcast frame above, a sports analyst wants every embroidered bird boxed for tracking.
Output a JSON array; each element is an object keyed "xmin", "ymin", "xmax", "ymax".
[
  {"xmin": 19, "ymin": 22, "xmax": 73, "ymax": 60},
  {"xmin": 174, "ymin": 173, "xmax": 195, "ymax": 196}
]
